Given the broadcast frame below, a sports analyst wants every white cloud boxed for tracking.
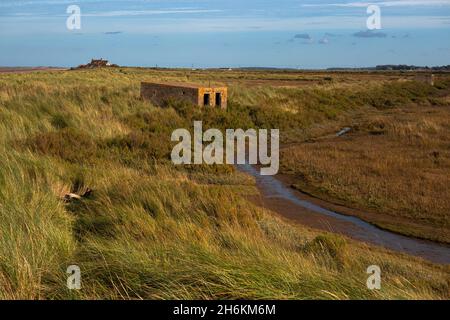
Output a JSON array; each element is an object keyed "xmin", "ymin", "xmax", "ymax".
[
  {"xmin": 0, "ymin": 0, "xmax": 75, "ymax": 7},
  {"xmin": 302, "ymin": 1, "xmax": 450, "ymax": 8},
  {"xmin": 83, "ymin": 9, "xmax": 222, "ymax": 17}
]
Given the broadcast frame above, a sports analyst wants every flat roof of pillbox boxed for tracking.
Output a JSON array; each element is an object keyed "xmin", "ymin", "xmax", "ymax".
[{"xmin": 141, "ymin": 82, "xmax": 227, "ymax": 89}]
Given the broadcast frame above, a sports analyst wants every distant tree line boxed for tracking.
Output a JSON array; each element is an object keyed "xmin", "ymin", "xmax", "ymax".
[{"xmin": 374, "ymin": 65, "xmax": 450, "ymax": 71}]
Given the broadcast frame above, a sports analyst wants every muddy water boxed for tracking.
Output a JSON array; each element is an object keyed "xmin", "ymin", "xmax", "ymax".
[{"xmin": 239, "ymin": 164, "xmax": 450, "ymax": 264}]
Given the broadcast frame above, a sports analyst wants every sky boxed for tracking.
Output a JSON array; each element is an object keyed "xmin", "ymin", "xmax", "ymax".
[{"xmin": 0, "ymin": 0, "xmax": 449, "ymax": 68}]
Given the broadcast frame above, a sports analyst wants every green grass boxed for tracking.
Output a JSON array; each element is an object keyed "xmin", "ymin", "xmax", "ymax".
[{"xmin": 0, "ymin": 68, "xmax": 448, "ymax": 299}]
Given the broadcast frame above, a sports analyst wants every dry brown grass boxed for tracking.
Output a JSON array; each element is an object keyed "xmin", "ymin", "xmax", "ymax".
[
  {"xmin": 281, "ymin": 105, "xmax": 450, "ymax": 243},
  {"xmin": 0, "ymin": 68, "xmax": 449, "ymax": 299}
]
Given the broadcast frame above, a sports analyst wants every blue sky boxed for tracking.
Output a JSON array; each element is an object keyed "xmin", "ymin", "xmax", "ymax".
[{"xmin": 1, "ymin": 0, "xmax": 449, "ymax": 68}]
